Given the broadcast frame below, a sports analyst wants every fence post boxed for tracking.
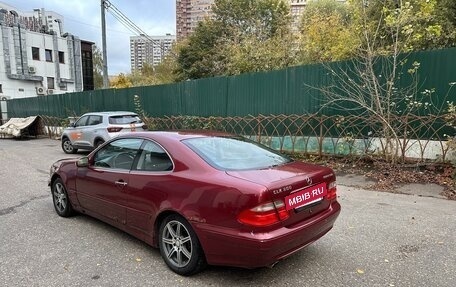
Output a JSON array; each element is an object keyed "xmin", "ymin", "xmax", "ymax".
[
  {"xmin": 401, "ymin": 116, "xmax": 408, "ymax": 162},
  {"xmin": 319, "ymin": 117, "xmax": 324, "ymax": 157},
  {"xmin": 257, "ymin": 115, "xmax": 262, "ymax": 143}
]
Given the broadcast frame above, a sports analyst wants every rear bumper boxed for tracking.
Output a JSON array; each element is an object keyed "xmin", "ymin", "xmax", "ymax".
[{"xmin": 194, "ymin": 201, "xmax": 341, "ymax": 268}]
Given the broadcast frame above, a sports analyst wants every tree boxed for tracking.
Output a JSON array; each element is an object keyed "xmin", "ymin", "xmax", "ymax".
[
  {"xmin": 92, "ymin": 45, "xmax": 103, "ymax": 89},
  {"xmin": 212, "ymin": 0, "xmax": 290, "ymax": 39},
  {"xmin": 128, "ymin": 63, "xmax": 158, "ymax": 86},
  {"xmin": 109, "ymin": 73, "xmax": 132, "ymax": 88},
  {"xmin": 434, "ymin": 0, "xmax": 456, "ymax": 47},
  {"xmin": 218, "ymin": 0, "xmax": 296, "ymax": 75},
  {"xmin": 153, "ymin": 44, "xmax": 181, "ymax": 84},
  {"xmin": 299, "ymin": 0, "xmax": 358, "ymax": 63},
  {"xmin": 354, "ymin": 0, "xmax": 453, "ymax": 53},
  {"xmin": 177, "ymin": 20, "xmax": 226, "ymax": 80},
  {"xmin": 109, "ymin": 58, "xmax": 179, "ymax": 88},
  {"xmin": 222, "ymin": 31, "xmax": 296, "ymax": 75},
  {"xmin": 298, "ymin": 0, "xmax": 455, "ymax": 65},
  {"xmin": 176, "ymin": 0, "xmax": 295, "ymax": 80},
  {"xmin": 315, "ymin": 0, "xmax": 450, "ymax": 162}
]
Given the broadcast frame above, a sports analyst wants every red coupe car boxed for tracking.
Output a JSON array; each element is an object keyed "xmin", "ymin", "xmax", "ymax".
[{"xmin": 49, "ymin": 131, "xmax": 340, "ymax": 275}]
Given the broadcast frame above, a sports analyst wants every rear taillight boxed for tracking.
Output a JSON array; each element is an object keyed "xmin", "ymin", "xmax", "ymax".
[
  {"xmin": 107, "ymin": 127, "xmax": 123, "ymax": 133},
  {"xmin": 326, "ymin": 181, "xmax": 337, "ymax": 200},
  {"xmin": 238, "ymin": 200, "xmax": 290, "ymax": 227}
]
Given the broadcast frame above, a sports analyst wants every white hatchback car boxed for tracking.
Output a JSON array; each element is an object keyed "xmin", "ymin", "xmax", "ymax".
[{"xmin": 61, "ymin": 111, "xmax": 146, "ymax": 154}]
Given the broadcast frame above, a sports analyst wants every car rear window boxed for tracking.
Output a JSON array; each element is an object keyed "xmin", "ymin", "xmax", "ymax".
[
  {"xmin": 183, "ymin": 136, "xmax": 292, "ymax": 171},
  {"xmin": 108, "ymin": 115, "xmax": 142, "ymax": 124}
]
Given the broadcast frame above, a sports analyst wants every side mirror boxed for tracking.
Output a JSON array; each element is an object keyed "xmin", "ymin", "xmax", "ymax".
[
  {"xmin": 70, "ymin": 123, "xmax": 76, "ymax": 128},
  {"xmin": 76, "ymin": 157, "xmax": 89, "ymax": 167}
]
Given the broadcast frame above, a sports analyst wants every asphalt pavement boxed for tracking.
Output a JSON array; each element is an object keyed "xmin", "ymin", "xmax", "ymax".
[{"xmin": 0, "ymin": 138, "xmax": 455, "ymax": 287}]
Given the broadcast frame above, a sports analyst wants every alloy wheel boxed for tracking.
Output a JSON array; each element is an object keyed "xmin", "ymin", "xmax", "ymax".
[
  {"xmin": 53, "ymin": 182, "xmax": 67, "ymax": 213},
  {"xmin": 161, "ymin": 220, "xmax": 193, "ymax": 268},
  {"xmin": 63, "ymin": 140, "xmax": 74, "ymax": 153}
]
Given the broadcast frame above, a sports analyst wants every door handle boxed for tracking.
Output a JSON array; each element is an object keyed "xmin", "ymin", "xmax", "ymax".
[{"xmin": 115, "ymin": 180, "xmax": 128, "ymax": 187}]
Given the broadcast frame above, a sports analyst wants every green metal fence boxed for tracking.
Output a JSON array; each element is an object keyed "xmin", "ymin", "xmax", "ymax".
[
  {"xmin": 34, "ymin": 113, "xmax": 453, "ymax": 162},
  {"xmin": 6, "ymin": 48, "xmax": 456, "ymax": 118}
]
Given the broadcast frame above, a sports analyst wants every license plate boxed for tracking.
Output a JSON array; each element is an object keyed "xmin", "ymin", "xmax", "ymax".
[{"xmin": 285, "ymin": 182, "xmax": 327, "ymax": 210}]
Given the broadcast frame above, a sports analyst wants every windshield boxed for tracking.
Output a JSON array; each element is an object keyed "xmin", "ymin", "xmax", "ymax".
[
  {"xmin": 183, "ymin": 136, "xmax": 292, "ymax": 171},
  {"xmin": 109, "ymin": 115, "xmax": 142, "ymax": 124}
]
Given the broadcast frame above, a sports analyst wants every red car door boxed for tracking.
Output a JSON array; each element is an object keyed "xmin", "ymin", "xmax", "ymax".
[
  {"xmin": 76, "ymin": 138, "xmax": 143, "ymax": 226},
  {"xmin": 123, "ymin": 140, "xmax": 175, "ymax": 237}
]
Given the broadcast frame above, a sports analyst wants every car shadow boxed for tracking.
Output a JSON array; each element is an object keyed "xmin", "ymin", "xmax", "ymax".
[
  {"xmin": 63, "ymin": 212, "xmax": 320, "ymax": 282},
  {"xmin": 201, "ymin": 249, "xmax": 320, "ymax": 282}
]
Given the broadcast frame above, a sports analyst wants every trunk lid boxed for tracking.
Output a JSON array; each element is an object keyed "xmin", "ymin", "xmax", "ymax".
[{"xmin": 227, "ymin": 161, "xmax": 336, "ymax": 225}]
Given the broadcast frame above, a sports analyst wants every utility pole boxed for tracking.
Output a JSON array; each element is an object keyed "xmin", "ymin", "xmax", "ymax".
[{"xmin": 101, "ymin": 0, "xmax": 109, "ymax": 88}]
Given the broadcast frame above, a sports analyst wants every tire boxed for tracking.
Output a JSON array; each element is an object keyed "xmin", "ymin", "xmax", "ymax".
[
  {"xmin": 62, "ymin": 137, "xmax": 77, "ymax": 154},
  {"xmin": 94, "ymin": 139, "xmax": 105, "ymax": 148},
  {"xmin": 51, "ymin": 178, "xmax": 75, "ymax": 217},
  {"xmin": 159, "ymin": 214, "xmax": 206, "ymax": 276}
]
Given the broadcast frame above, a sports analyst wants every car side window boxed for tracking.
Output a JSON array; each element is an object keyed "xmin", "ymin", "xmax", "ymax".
[
  {"xmin": 74, "ymin": 116, "xmax": 89, "ymax": 127},
  {"xmin": 135, "ymin": 140, "xmax": 173, "ymax": 172},
  {"xmin": 87, "ymin": 115, "xmax": 102, "ymax": 126},
  {"xmin": 93, "ymin": 138, "xmax": 143, "ymax": 170}
]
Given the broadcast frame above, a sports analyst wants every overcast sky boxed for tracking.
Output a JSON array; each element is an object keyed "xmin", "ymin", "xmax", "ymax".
[{"xmin": 5, "ymin": 0, "xmax": 176, "ymax": 74}]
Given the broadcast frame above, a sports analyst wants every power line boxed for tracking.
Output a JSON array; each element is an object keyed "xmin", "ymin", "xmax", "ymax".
[
  {"xmin": 64, "ymin": 16, "xmax": 133, "ymax": 35},
  {"xmin": 103, "ymin": 0, "xmax": 161, "ymax": 45},
  {"xmin": 99, "ymin": 0, "xmax": 166, "ymax": 82}
]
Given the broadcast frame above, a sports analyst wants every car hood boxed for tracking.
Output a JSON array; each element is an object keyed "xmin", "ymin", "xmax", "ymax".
[
  {"xmin": 53, "ymin": 158, "xmax": 78, "ymax": 165},
  {"xmin": 51, "ymin": 157, "xmax": 79, "ymax": 170},
  {"xmin": 225, "ymin": 161, "xmax": 335, "ymax": 189}
]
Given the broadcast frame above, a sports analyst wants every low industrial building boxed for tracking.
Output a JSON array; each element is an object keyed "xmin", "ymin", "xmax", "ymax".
[{"xmin": 0, "ymin": 2, "xmax": 94, "ymax": 101}]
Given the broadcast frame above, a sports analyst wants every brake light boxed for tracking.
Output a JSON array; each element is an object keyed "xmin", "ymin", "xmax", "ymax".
[
  {"xmin": 238, "ymin": 200, "xmax": 290, "ymax": 227},
  {"xmin": 326, "ymin": 181, "xmax": 337, "ymax": 200},
  {"xmin": 107, "ymin": 127, "xmax": 123, "ymax": 133}
]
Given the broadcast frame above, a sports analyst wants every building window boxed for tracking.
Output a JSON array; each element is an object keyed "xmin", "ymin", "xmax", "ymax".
[
  {"xmin": 47, "ymin": 77, "xmax": 55, "ymax": 89},
  {"xmin": 0, "ymin": 84, "xmax": 2, "ymax": 93},
  {"xmin": 32, "ymin": 47, "xmax": 40, "ymax": 60},
  {"xmin": 60, "ymin": 82, "xmax": 67, "ymax": 91},
  {"xmin": 45, "ymin": 49, "xmax": 53, "ymax": 62},
  {"xmin": 58, "ymin": 51, "xmax": 65, "ymax": 64}
]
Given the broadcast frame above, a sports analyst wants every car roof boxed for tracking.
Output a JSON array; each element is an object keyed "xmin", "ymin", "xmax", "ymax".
[
  {"xmin": 123, "ymin": 130, "xmax": 236, "ymax": 141},
  {"xmin": 82, "ymin": 111, "xmax": 138, "ymax": 116}
]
